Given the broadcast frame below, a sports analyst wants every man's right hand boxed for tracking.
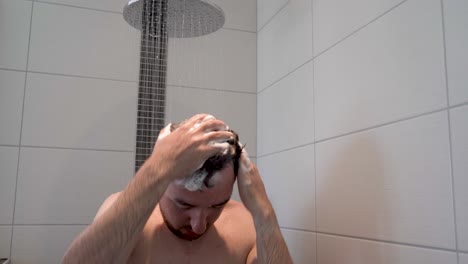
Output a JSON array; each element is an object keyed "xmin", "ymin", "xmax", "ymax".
[{"xmin": 148, "ymin": 114, "xmax": 233, "ymax": 183}]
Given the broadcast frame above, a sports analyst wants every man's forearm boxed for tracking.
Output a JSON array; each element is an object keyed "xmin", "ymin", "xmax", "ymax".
[
  {"xmin": 253, "ymin": 207, "xmax": 293, "ymax": 264},
  {"xmin": 62, "ymin": 161, "xmax": 169, "ymax": 264}
]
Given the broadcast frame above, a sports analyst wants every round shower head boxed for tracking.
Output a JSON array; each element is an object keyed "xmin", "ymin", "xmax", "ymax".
[{"xmin": 123, "ymin": 0, "xmax": 225, "ymax": 38}]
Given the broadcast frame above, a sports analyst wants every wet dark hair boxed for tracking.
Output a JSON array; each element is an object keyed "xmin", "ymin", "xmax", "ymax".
[{"xmin": 170, "ymin": 121, "xmax": 243, "ymax": 189}]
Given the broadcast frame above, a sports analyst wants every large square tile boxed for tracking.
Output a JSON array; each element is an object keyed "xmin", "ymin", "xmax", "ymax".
[
  {"xmin": 38, "ymin": 0, "xmax": 128, "ymax": 13},
  {"xmin": 258, "ymin": 145, "xmax": 315, "ymax": 231},
  {"xmin": 281, "ymin": 228, "xmax": 316, "ymax": 264},
  {"xmin": 0, "ymin": 0, "xmax": 31, "ymax": 71},
  {"xmin": 14, "ymin": 147, "xmax": 133, "ymax": 224},
  {"xmin": 257, "ymin": 0, "xmax": 287, "ymax": 30},
  {"xmin": 0, "ymin": 147, "xmax": 19, "ymax": 225},
  {"xmin": 166, "ymin": 86, "xmax": 222, "ymax": 124},
  {"xmin": 258, "ymin": 0, "xmax": 313, "ymax": 91},
  {"xmin": 21, "ymin": 73, "xmax": 137, "ymax": 151},
  {"xmin": 214, "ymin": 91, "xmax": 257, "ymax": 157},
  {"xmin": 0, "ymin": 70, "xmax": 25, "ymax": 145},
  {"xmin": 258, "ymin": 61, "xmax": 313, "ymax": 156},
  {"xmin": 444, "ymin": 0, "xmax": 468, "ymax": 105},
  {"xmin": 167, "ymin": 29, "xmax": 256, "ymax": 93},
  {"xmin": 11, "ymin": 225, "xmax": 86, "ymax": 264},
  {"xmin": 28, "ymin": 2, "xmax": 139, "ymax": 81},
  {"xmin": 0, "ymin": 226, "xmax": 12, "ymax": 259},
  {"xmin": 316, "ymin": 112, "xmax": 456, "ymax": 249},
  {"xmin": 167, "ymin": 86, "xmax": 257, "ymax": 156},
  {"xmin": 450, "ymin": 105, "xmax": 468, "ymax": 251},
  {"xmin": 313, "ymin": 0, "xmax": 404, "ymax": 55},
  {"xmin": 314, "ymin": 0, "xmax": 446, "ymax": 141},
  {"xmin": 317, "ymin": 234, "xmax": 457, "ymax": 264}
]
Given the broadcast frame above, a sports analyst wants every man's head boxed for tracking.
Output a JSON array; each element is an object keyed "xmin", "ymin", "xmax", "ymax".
[{"xmin": 159, "ymin": 120, "xmax": 243, "ymax": 241}]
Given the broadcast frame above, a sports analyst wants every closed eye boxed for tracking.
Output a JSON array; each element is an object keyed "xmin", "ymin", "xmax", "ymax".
[
  {"xmin": 211, "ymin": 198, "xmax": 230, "ymax": 209},
  {"xmin": 174, "ymin": 199, "xmax": 195, "ymax": 209}
]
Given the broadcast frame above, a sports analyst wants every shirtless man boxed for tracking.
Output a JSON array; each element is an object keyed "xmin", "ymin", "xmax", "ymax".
[{"xmin": 62, "ymin": 114, "xmax": 292, "ymax": 264}]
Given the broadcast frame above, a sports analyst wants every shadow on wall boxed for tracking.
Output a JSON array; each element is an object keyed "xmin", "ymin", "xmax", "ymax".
[{"xmin": 316, "ymin": 135, "xmax": 393, "ymax": 263}]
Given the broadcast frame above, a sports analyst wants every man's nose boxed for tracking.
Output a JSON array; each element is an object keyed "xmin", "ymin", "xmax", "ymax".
[{"xmin": 190, "ymin": 209, "xmax": 208, "ymax": 234}]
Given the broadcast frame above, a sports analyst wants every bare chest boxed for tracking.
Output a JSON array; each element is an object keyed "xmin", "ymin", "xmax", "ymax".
[{"xmin": 127, "ymin": 227, "xmax": 249, "ymax": 264}]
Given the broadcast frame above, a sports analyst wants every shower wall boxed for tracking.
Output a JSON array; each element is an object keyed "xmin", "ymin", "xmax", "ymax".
[
  {"xmin": 256, "ymin": 0, "xmax": 468, "ymax": 263},
  {"xmin": 0, "ymin": 0, "xmax": 256, "ymax": 263}
]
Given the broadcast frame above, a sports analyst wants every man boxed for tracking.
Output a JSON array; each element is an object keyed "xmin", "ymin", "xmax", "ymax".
[{"xmin": 63, "ymin": 114, "xmax": 292, "ymax": 264}]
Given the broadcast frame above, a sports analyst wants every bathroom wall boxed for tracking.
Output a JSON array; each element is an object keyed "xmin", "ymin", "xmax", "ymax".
[
  {"xmin": 257, "ymin": 0, "xmax": 468, "ymax": 263},
  {"xmin": 0, "ymin": 0, "xmax": 256, "ymax": 263}
]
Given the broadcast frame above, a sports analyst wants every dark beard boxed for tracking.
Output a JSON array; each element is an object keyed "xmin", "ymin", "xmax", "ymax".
[{"xmin": 160, "ymin": 207, "xmax": 204, "ymax": 241}]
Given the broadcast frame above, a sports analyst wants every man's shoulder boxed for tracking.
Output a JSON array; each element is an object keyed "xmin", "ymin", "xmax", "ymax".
[{"xmin": 220, "ymin": 200, "xmax": 256, "ymax": 235}]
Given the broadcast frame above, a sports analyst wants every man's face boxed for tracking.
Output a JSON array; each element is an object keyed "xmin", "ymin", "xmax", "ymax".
[{"xmin": 159, "ymin": 165, "xmax": 235, "ymax": 241}]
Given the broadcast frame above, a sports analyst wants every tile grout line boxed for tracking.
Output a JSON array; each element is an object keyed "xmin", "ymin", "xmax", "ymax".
[
  {"xmin": 311, "ymin": 3, "xmax": 318, "ymax": 260},
  {"xmin": 34, "ymin": 0, "xmax": 123, "ymax": 15},
  {"xmin": 222, "ymin": 27, "xmax": 256, "ymax": 34},
  {"xmin": 169, "ymin": 84, "xmax": 257, "ymax": 95},
  {"xmin": 257, "ymin": 0, "xmax": 290, "ymax": 33},
  {"xmin": 1, "ymin": 224, "xmax": 89, "ymax": 227},
  {"xmin": 0, "ymin": 68, "xmax": 26, "ymax": 73},
  {"xmin": 440, "ymin": 0, "xmax": 460, "ymax": 263},
  {"xmin": 18, "ymin": 145, "xmax": 135, "ymax": 153},
  {"xmin": 280, "ymin": 227, "xmax": 461, "ymax": 254},
  {"xmin": 9, "ymin": 1, "xmax": 35, "ymax": 258},
  {"xmin": 313, "ymin": 77, "xmax": 319, "ymax": 264},
  {"xmin": 258, "ymin": 0, "xmax": 409, "ymax": 95},
  {"xmin": 27, "ymin": 70, "xmax": 138, "ymax": 84},
  {"xmin": 257, "ymin": 106, "xmax": 462, "ymax": 159},
  {"xmin": 7, "ymin": 69, "xmax": 256, "ymax": 95},
  {"xmin": 0, "ymin": 68, "xmax": 258, "ymax": 95}
]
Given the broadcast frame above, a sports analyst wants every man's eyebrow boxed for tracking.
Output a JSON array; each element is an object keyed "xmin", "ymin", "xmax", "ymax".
[{"xmin": 212, "ymin": 197, "xmax": 231, "ymax": 207}]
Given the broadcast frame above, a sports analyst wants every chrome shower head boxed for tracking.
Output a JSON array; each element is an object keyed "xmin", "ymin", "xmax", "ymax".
[{"xmin": 123, "ymin": 0, "xmax": 225, "ymax": 38}]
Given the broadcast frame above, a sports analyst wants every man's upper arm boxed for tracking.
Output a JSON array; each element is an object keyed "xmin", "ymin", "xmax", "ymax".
[
  {"xmin": 246, "ymin": 245, "xmax": 257, "ymax": 264},
  {"xmin": 94, "ymin": 192, "xmax": 121, "ymax": 221}
]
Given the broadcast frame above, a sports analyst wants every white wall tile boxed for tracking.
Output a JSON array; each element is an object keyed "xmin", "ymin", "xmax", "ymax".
[
  {"xmin": 281, "ymin": 228, "xmax": 316, "ymax": 264},
  {"xmin": 21, "ymin": 73, "xmax": 137, "ymax": 151},
  {"xmin": 0, "ymin": 226, "xmax": 12, "ymax": 259},
  {"xmin": 214, "ymin": 91, "xmax": 257, "ymax": 157},
  {"xmin": 258, "ymin": 62, "xmax": 313, "ymax": 156},
  {"xmin": 316, "ymin": 112, "xmax": 455, "ymax": 249},
  {"xmin": 460, "ymin": 253, "xmax": 468, "ymax": 264},
  {"xmin": 167, "ymin": 86, "xmax": 257, "ymax": 156},
  {"xmin": 0, "ymin": 147, "xmax": 19, "ymax": 225},
  {"xmin": 257, "ymin": 0, "xmax": 313, "ymax": 91},
  {"xmin": 444, "ymin": 0, "xmax": 468, "ymax": 106},
  {"xmin": 15, "ymin": 147, "xmax": 133, "ymax": 224},
  {"xmin": 0, "ymin": 70, "xmax": 25, "ymax": 146},
  {"xmin": 257, "ymin": 0, "xmax": 287, "ymax": 30},
  {"xmin": 28, "ymin": 2, "xmax": 139, "ymax": 81},
  {"xmin": 11, "ymin": 225, "xmax": 85, "ymax": 264},
  {"xmin": 450, "ymin": 105, "xmax": 468, "ymax": 251},
  {"xmin": 167, "ymin": 29, "xmax": 256, "ymax": 94},
  {"xmin": 166, "ymin": 86, "xmax": 220, "ymax": 123},
  {"xmin": 314, "ymin": 0, "xmax": 446, "ymax": 141},
  {"xmin": 0, "ymin": 0, "xmax": 31, "ymax": 71},
  {"xmin": 212, "ymin": 0, "xmax": 256, "ymax": 32},
  {"xmin": 313, "ymin": 0, "xmax": 404, "ymax": 55},
  {"xmin": 38, "ymin": 0, "xmax": 128, "ymax": 13},
  {"xmin": 317, "ymin": 234, "xmax": 458, "ymax": 264},
  {"xmin": 258, "ymin": 145, "xmax": 315, "ymax": 231}
]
